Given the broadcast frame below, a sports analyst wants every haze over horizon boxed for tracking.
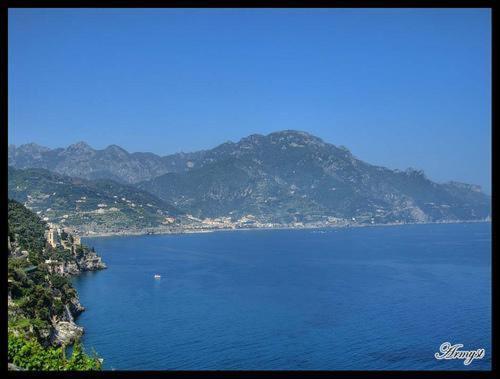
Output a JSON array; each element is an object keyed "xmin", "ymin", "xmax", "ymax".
[{"xmin": 9, "ymin": 9, "xmax": 491, "ymax": 193}]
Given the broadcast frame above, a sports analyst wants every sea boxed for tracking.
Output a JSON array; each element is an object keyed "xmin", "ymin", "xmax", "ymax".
[{"xmin": 73, "ymin": 222, "xmax": 491, "ymax": 370}]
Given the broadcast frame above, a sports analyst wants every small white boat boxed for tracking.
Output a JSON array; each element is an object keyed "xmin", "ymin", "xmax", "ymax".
[{"xmin": 154, "ymin": 274, "xmax": 161, "ymax": 279}]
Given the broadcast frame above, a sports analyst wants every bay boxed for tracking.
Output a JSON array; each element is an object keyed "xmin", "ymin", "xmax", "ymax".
[{"xmin": 73, "ymin": 223, "xmax": 491, "ymax": 370}]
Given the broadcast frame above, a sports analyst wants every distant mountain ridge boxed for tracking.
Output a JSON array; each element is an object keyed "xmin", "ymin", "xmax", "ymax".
[
  {"xmin": 9, "ymin": 130, "xmax": 491, "ymax": 226},
  {"xmin": 136, "ymin": 131, "xmax": 490, "ymax": 223},
  {"xmin": 9, "ymin": 141, "xmax": 205, "ymax": 184}
]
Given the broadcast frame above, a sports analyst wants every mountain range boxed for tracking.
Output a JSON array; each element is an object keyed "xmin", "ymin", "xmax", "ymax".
[
  {"xmin": 9, "ymin": 141, "xmax": 204, "ymax": 184},
  {"xmin": 9, "ymin": 130, "xmax": 491, "ymax": 232}
]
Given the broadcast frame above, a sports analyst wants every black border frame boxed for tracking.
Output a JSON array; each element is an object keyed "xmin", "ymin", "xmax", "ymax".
[{"xmin": 1, "ymin": 1, "xmax": 496, "ymax": 378}]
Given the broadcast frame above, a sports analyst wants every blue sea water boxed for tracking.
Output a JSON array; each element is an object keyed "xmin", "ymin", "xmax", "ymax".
[{"xmin": 74, "ymin": 223, "xmax": 491, "ymax": 370}]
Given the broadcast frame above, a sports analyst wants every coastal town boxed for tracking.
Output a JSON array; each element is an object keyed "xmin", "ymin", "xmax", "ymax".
[
  {"xmin": 47, "ymin": 211, "xmax": 491, "ymax": 238},
  {"xmin": 61, "ymin": 210, "xmax": 366, "ymax": 236},
  {"xmin": 14, "ymin": 186, "xmax": 491, "ymax": 238}
]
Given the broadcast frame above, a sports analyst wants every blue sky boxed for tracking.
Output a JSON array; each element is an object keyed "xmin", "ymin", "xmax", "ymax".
[{"xmin": 9, "ymin": 8, "xmax": 491, "ymax": 193}]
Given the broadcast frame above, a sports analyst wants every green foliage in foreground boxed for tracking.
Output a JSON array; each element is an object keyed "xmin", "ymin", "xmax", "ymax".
[
  {"xmin": 8, "ymin": 199, "xmax": 103, "ymax": 371},
  {"xmin": 8, "ymin": 334, "xmax": 102, "ymax": 371}
]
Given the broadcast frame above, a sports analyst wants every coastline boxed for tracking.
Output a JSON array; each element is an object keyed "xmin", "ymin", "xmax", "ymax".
[{"xmin": 80, "ymin": 219, "xmax": 491, "ymax": 239}]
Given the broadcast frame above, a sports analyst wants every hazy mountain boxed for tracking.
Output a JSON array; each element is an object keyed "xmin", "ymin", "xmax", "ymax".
[
  {"xmin": 8, "ymin": 142, "xmax": 204, "ymax": 184},
  {"xmin": 8, "ymin": 167, "xmax": 182, "ymax": 233},
  {"xmin": 10, "ymin": 131, "xmax": 490, "ymax": 225},
  {"xmin": 137, "ymin": 131, "xmax": 491, "ymax": 224}
]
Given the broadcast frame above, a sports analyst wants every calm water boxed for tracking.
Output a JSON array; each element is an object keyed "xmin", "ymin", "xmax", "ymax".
[{"xmin": 74, "ymin": 223, "xmax": 491, "ymax": 370}]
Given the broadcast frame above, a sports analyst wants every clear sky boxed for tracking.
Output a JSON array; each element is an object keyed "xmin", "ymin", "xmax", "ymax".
[{"xmin": 9, "ymin": 8, "xmax": 491, "ymax": 193}]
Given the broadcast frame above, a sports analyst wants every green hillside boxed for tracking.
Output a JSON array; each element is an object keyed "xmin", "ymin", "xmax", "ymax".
[
  {"xmin": 8, "ymin": 200, "xmax": 102, "ymax": 370},
  {"xmin": 8, "ymin": 167, "xmax": 182, "ymax": 233}
]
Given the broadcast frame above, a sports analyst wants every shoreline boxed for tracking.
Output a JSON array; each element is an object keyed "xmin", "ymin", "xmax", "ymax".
[{"xmin": 80, "ymin": 219, "xmax": 491, "ymax": 239}]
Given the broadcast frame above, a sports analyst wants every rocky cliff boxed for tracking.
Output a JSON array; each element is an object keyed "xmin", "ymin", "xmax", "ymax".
[{"xmin": 8, "ymin": 200, "xmax": 106, "ymax": 349}]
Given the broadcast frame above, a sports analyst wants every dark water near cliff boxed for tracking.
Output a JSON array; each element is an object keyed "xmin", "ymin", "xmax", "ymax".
[{"xmin": 74, "ymin": 223, "xmax": 491, "ymax": 370}]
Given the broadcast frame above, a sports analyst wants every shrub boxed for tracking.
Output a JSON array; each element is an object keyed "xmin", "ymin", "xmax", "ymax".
[{"xmin": 8, "ymin": 334, "xmax": 102, "ymax": 371}]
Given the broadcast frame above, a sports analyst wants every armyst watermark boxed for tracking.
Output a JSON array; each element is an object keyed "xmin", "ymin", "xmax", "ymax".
[{"xmin": 434, "ymin": 342, "xmax": 485, "ymax": 365}]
